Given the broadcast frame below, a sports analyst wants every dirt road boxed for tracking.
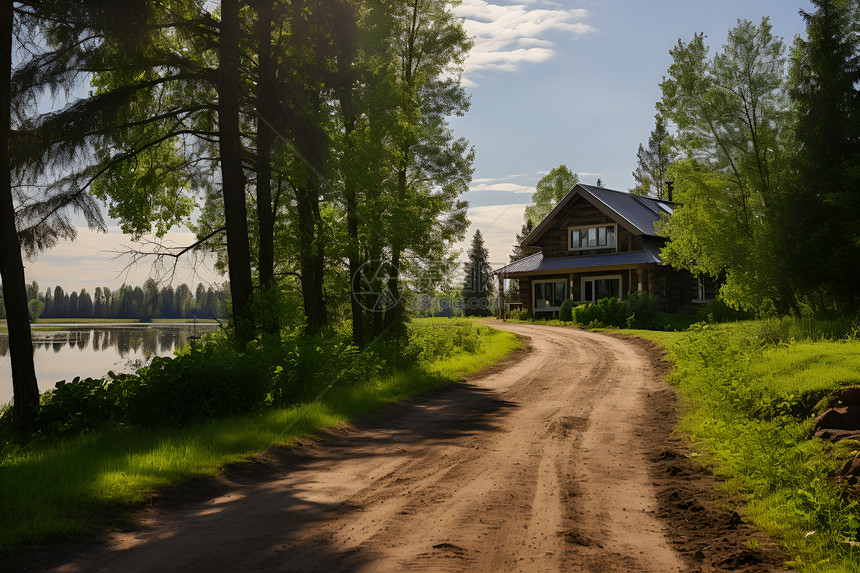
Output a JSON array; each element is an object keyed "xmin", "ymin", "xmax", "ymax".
[{"xmin": 38, "ymin": 323, "xmax": 765, "ymax": 572}]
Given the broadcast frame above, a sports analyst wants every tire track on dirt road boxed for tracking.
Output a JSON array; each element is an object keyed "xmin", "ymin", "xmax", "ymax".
[{"xmin": 39, "ymin": 322, "xmax": 685, "ymax": 573}]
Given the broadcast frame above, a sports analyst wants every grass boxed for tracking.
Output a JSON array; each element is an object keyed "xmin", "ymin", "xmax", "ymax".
[
  {"xmin": 629, "ymin": 320, "xmax": 860, "ymax": 572},
  {"xmin": 0, "ymin": 321, "xmax": 521, "ymax": 554}
]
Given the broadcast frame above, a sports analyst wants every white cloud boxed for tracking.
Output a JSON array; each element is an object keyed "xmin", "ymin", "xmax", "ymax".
[
  {"xmin": 455, "ymin": 0, "xmax": 597, "ymax": 82},
  {"xmin": 456, "ymin": 204, "xmax": 527, "ymax": 267},
  {"xmin": 472, "ymin": 173, "xmax": 531, "ymax": 184},
  {"xmin": 469, "ymin": 182, "xmax": 534, "ymax": 193}
]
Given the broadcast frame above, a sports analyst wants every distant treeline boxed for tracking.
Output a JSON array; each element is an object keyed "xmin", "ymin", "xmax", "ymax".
[{"xmin": 0, "ymin": 278, "xmax": 229, "ymax": 320}]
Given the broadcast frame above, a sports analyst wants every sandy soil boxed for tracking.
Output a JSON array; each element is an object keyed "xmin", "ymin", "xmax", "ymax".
[{"xmin": 15, "ymin": 323, "xmax": 787, "ymax": 572}]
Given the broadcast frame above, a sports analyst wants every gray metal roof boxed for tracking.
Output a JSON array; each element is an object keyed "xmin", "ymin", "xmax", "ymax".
[
  {"xmin": 495, "ymin": 252, "xmax": 543, "ymax": 275},
  {"xmin": 578, "ymin": 185, "xmax": 673, "ymax": 237},
  {"xmin": 493, "ymin": 247, "xmax": 662, "ymax": 276},
  {"xmin": 521, "ymin": 184, "xmax": 676, "ymax": 247}
]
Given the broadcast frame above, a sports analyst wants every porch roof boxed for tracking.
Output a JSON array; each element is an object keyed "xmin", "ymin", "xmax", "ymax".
[{"xmin": 493, "ymin": 247, "xmax": 662, "ymax": 277}]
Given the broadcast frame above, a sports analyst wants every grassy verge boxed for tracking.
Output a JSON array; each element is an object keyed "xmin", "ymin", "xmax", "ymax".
[
  {"xmin": 0, "ymin": 321, "xmax": 521, "ymax": 554},
  {"xmin": 630, "ymin": 321, "xmax": 860, "ymax": 572}
]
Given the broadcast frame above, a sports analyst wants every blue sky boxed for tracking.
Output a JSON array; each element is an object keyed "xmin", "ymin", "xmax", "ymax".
[
  {"xmin": 451, "ymin": 0, "xmax": 812, "ymax": 268},
  {"xmin": 24, "ymin": 0, "xmax": 813, "ymax": 291}
]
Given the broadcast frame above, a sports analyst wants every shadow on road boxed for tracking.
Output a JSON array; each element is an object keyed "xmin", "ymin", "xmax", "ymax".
[{"xmin": 9, "ymin": 382, "xmax": 516, "ymax": 573}]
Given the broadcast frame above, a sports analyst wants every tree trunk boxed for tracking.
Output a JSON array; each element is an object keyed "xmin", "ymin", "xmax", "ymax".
[
  {"xmin": 368, "ymin": 241, "xmax": 383, "ymax": 337},
  {"xmin": 346, "ymin": 186, "xmax": 364, "ymax": 347},
  {"xmin": 0, "ymin": 1, "xmax": 39, "ymax": 429},
  {"xmin": 295, "ymin": 182, "xmax": 326, "ymax": 335},
  {"xmin": 255, "ymin": 0, "xmax": 275, "ymax": 295},
  {"xmin": 338, "ymin": 104, "xmax": 364, "ymax": 346},
  {"xmin": 385, "ymin": 244, "xmax": 402, "ymax": 331},
  {"xmin": 218, "ymin": 0, "xmax": 254, "ymax": 344},
  {"xmin": 384, "ymin": 162, "xmax": 408, "ymax": 333}
]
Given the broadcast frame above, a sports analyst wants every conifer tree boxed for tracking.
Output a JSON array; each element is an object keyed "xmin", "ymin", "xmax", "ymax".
[
  {"xmin": 462, "ymin": 229, "xmax": 493, "ymax": 317},
  {"xmin": 631, "ymin": 115, "xmax": 675, "ymax": 198},
  {"xmin": 510, "ymin": 219, "xmax": 535, "ymax": 263},
  {"xmin": 787, "ymin": 0, "xmax": 860, "ymax": 312}
]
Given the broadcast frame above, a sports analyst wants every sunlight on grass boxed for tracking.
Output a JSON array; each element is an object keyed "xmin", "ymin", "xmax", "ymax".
[
  {"xmin": 0, "ymin": 322, "xmax": 521, "ymax": 553},
  {"xmin": 750, "ymin": 341, "xmax": 860, "ymax": 398},
  {"xmin": 633, "ymin": 323, "xmax": 860, "ymax": 573}
]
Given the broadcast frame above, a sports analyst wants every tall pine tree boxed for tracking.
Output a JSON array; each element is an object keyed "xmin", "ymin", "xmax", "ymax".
[
  {"xmin": 787, "ymin": 0, "xmax": 860, "ymax": 312},
  {"xmin": 462, "ymin": 229, "xmax": 493, "ymax": 317},
  {"xmin": 631, "ymin": 115, "xmax": 675, "ymax": 198},
  {"xmin": 510, "ymin": 219, "xmax": 535, "ymax": 262}
]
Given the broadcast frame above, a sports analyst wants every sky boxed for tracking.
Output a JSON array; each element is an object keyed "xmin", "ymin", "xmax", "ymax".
[{"xmin": 22, "ymin": 0, "xmax": 813, "ymax": 292}]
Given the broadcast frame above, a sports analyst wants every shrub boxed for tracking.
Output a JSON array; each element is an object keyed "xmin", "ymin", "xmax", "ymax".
[
  {"xmin": 572, "ymin": 297, "xmax": 629, "ymax": 327},
  {"xmin": 559, "ymin": 298, "xmax": 574, "ymax": 322},
  {"xmin": 695, "ymin": 298, "xmax": 751, "ymax": 324},
  {"xmin": 626, "ymin": 291, "xmax": 660, "ymax": 324},
  {"xmin": 402, "ymin": 322, "xmax": 485, "ymax": 364},
  {"xmin": 35, "ymin": 377, "xmax": 118, "ymax": 436},
  {"xmin": 34, "ymin": 336, "xmax": 272, "ymax": 434},
  {"xmin": 507, "ymin": 307, "xmax": 529, "ymax": 321},
  {"xmin": 267, "ymin": 332, "xmax": 384, "ymax": 405},
  {"xmin": 120, "ymin": 342, "xmax": 270, "ymax": 426},
  {"xmin": 30, "ymin": 327, "xmax": 391, "ymax": 437},
  {"xmin": 756, "ymin": 315, "xmax": 859, "ymax": 345},
  {"xmin": 24, "ymin": 319, "xmax": 499, "ymax": 441}
]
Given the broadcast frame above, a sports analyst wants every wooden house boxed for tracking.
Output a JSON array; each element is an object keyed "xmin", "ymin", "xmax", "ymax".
[{"xmin": 492, "ymin": 184, "xmax": 714, "ymax": 317}]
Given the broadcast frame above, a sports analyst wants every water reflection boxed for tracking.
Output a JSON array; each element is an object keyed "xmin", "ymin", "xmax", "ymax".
[
  {"xmin": 0, "ymin": 324, "xmax": 218, "ymax": 404},
  {"xmin": 78, "ymin": 331, "xmax": 91, "ymax": 351}
]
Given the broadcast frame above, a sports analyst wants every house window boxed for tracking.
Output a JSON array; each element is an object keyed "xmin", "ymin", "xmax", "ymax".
[
  {"xmin": 533, "ymin": 279, "xmax": 568, "ymax": 312},
  {"xmin": 581, "ymin": 275, "xmax": 622, "ymax": 302},
  {"xmin": 569, "ymin": 224, "xmax": 616, "ymax": 251}
]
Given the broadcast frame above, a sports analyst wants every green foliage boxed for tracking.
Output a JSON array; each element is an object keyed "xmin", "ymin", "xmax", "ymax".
[
  {"xmin": 32, "ymin": 335, "xmax": 270, "ymax": 435},
  {"xmin": 754, "ymin": 315, "xmax": 859, "ymax": 346},
  {"xmin": 572, "ymin": 297, "xmax": 628, "ymax": 328},
  {"xmin": 402, "ymin": 321, "xmax": 486, "ymax": 364},
  {"xmin": 642, "ymin": 321, "xmax": 860, "ymax": 570},
  {"xmin": 785, "ymin": 0, "xmax": 860, "ymax": 314},
  {"xmin": 267, "ymin": 333, "xmax": 384, "ymax": 406},
  {"xmin": 510, "ymin": 219, "xmax": 535, "ymax": 262},
  {"xmin": 462, "ymin": 230, "xmax": 493, "ymax": 317},
  {"xmin": 26, "ymin": 299, "xmax": 44, "ymax": 322},
  {"xmin": 507, "ymin": 307, "xmax": 529, "ymax": 321},
  {"xmin": 631, "ymin": 115, "xmax": 675, "ymax": 198},
  {"xmin": 567, "ymin": 293, "xmax": 665, "ymax": 329},
  {"xmin": 559, "ymin": 298, "xmax": 574, "ymax": 322},
  {"xmin": 657, "ymin": 19, "xmax": 798, "ymax": 314},
  {"xmin": 16, "ymin": 319, "xmax": 503, "ymax": 441},
  {"xmin": 693, "ymin": 298, "xmax": 752, "ymax": 324},
  {"xmin": 524, "ymin": 165, "xmax": 579, "ymax": 225}
]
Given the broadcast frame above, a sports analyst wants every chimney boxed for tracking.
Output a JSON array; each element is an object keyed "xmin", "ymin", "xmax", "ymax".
[{"xmin": 666, "ymin": 180, "xmax": 674, "ymax": 202}]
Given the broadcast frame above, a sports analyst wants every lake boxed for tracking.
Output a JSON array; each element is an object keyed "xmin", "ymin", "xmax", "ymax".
[{"xmin": 0, "ymin": 324, "xmax": 219, "ymax": 406}]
